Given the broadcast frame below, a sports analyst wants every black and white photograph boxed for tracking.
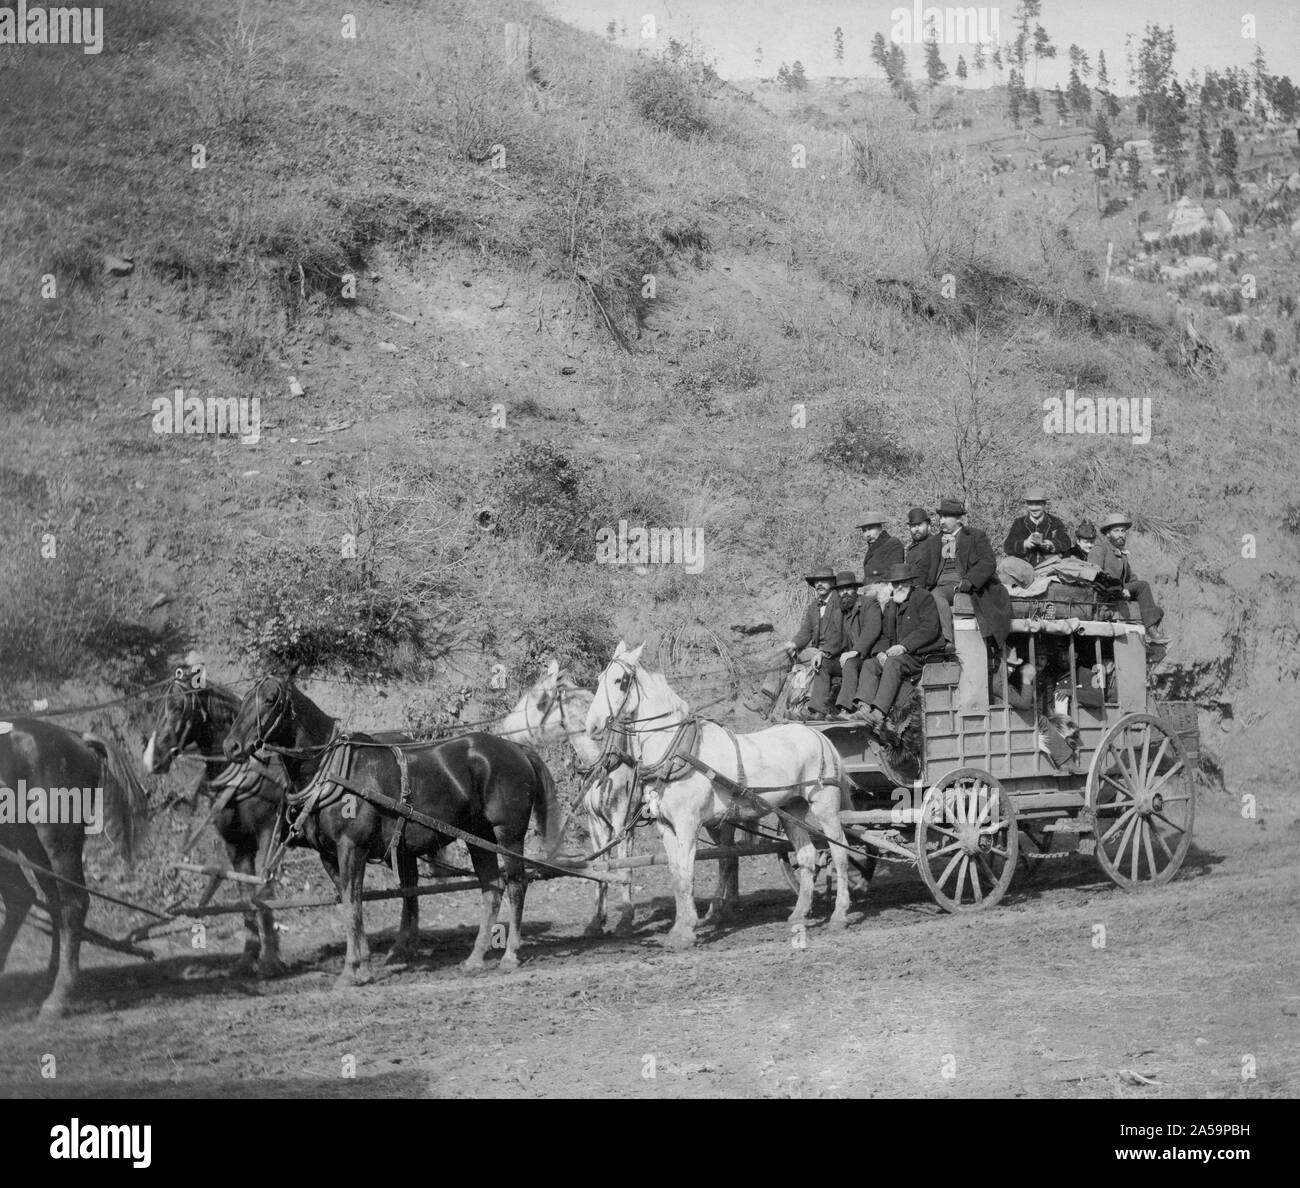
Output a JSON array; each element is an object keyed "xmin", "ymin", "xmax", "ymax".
[{"xmin": 0, "ymin": 0, "xmax": 1296, "ymax": 1132}]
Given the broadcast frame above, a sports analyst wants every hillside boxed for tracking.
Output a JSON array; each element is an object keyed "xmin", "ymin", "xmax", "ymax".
[{"xmin": 2, "ymin": 0, "xmax": 1299, "ymax": 804}]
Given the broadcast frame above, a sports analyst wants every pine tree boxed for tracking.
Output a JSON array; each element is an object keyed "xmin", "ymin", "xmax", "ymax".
[
  {"xmin": 1152, "ymin": 93, "xmax": 1185, "ymax": 193},
  {"xmin": 1067, "ymin": 67, "xmax": 1091, "ymax": 119},
  {"xmin": 1007, "ymin": 67, "xmax": 1025, "ymax": 125},
  {"xmin": 787, "ymin": 61, "xmax": 809, "ymax": 91},
  {"xmin": 1125, "ymin": 144, "xmax": 1142, "ymax": 194},
  {"xmin": 1032, "ymin": 25, "xmax": 1057, "ymax": 87},
  {"xmin": 871, "ymin": 32, "xmax": 889, "ymax": 78},
  {"xmin": 1194, "ymin": 114, "xmax": 1214, "ymax": 197},
  {"xmin": 754, "ymin": 42, "xmax": 763, "ymax": 71},
  {"xmin": 833, "ymin": 27, "xmax": 844, "ymax": 68},
  {"xmin": 991, "ymin": 45, "xmax": 1003, "ymax": 76},
  {"xmin": 924, "ymin": 35, "xmax": 949, "ymax": 90},
  {"xmin": 1275, "ymin": 76, "xmax": 1299, "ymax": 122},
  {"xmin": 605, "ymin": 20, "xmax": 617, "ymax": 41},
  {"xmin": 1216, "ymin": 128, "xmax": 1238, "ymax": 191},
  {"xmin": 973, "ymin": 43, "xmax": 987, "ymax": 76},
  {"xmin": 1097, "ymin": 50, "xmax": 1110, "ymax": 91},
  {"xmin": 957, "ymin": 56, "xmax": 968, "ymax": 84},
  {"xmin": 1053, "ymin": 85, "xmax": 1069, "ymax": 123},
  {"xmin": 776, "ymin": 62, "xmax": 790, "ymax": 88},
  {"xmin": 1026, "ymin": 88, "xmax": 1043, "ymax": 124},
  {"xmin": 1093, "ymin": 111, "xmax": 1116, "ymax": 166}
]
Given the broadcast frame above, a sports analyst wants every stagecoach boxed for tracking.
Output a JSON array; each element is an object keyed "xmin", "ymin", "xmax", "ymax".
[{"xmin": 774, "ymin": 593, "xmax": 1200, "ymax": 912}]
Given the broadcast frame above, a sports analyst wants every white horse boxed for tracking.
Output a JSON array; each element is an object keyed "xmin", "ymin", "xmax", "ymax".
[
  {"xmin": 587, "ymin": 641, "xmax": 852, "ymax": 948},
  {"xmin": 498, "ymin": 660, "xmax": 638, "ymax": 936},
  {"xmin": 500, "ymin": 660, "xmax": 746, "ymax": 936}
]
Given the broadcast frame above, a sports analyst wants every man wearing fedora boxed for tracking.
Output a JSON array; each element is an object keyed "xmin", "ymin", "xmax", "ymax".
[
  {"xmin": 858, "ymin": 511, "xmax": 905, "ymax": 576},
  {"xmin": 745, "ymin": 565, "xmax": 846, "ymax": 717},
  {"xmin": 1004, "ymin": 487, "xmax": 1072, "ymax": 568},
  {"xmin": 1089, "ymin": 514, "xmax": 1170, "ymax": 645},
  {"xmin": 833, "ymin": 567, "xmax": 890, "ymax": 718},
  {"xmin": 851, "ymin": 562, "xmax": 945, "ymax": 729},
  {"xmin": 931, "ymin": 497, "xmax": 1013, "ymax": 666}
]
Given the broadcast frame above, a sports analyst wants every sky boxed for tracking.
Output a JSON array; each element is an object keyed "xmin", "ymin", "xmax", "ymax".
[{"xmin": 535, "ymin": 0, "xmax": 1300, "ymax": 92}]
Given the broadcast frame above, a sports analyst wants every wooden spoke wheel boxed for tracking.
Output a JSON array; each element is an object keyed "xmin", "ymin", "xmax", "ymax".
[
  {"xmin": 917, "ymin": 768, "xmax": 1018, "ymax": 913},
  {"xmin": 1087, "ymin": 713, "xmax": 1194, "ymax": 889},
  {"xmin": 777, "ymin": 847, "xmax": 876, "ymax": 897}
]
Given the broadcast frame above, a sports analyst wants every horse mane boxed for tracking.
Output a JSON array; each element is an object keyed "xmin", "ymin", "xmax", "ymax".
[{"xmin": 638, "ymin": 665, "xmax": 691, "ymax": 717}]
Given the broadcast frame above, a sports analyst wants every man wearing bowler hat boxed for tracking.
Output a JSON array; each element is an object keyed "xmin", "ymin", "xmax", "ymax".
[
  {"xmin": 857, "ymin": 511, "xmax": 905, "ymax": 576},
  {"xmin": 745, "ymin": 564, "xmax": 846, "ymax": 717},
  {"xmin": 1089, "ymin": 514, "xmax": 1170, "ymax": 645},
  {"xmin": 833, "ymin": 567, "xmax": 890, "ymax": 718},
  {"xmin": 905, "ymin": 506, "xmax": 942, "ymax": 587},
  {"xmin": 1004, "ymin": 487, "xmax": 1072, "ymax": 568},
  {"xmin": 932, "ymin": 496, "xmax": 1012, "ymax": 667},
  {"xmin": 850, "ymin": 562, "xmax": 945, "ymax": 729}
]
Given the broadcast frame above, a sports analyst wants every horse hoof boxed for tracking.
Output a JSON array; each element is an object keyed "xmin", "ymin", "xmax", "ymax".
[
  {"xmin": 612, "ymin": 915, "xmax": 636, "ymax": 938},
  {"xmin": 230, "ymin": 955, "xmax": 258, "ymax": 979},
  {"xmin": 582, "ymin": 921, "xmax": 605, "ymax": 939},
  {"xmin": 826, "ymin": 916, "xmax": 848, "ymax": 932},
  {"xmin": 333, "ymin": 972, "xmax": 355, "ymax": 991},
  {"xmin": 257, "ymin": 957, "xmax": 287, "ymax": 980},
  {"xmin": 461, "ymin": 956, "xmax": 486, "ymax": 974},
  {"xmin": 664, "ymin": 930, "xmax": 696, "ymax": 951},
  {"xmin": 38, "ymin": 999, "xmax": 68, "ymax": 1021},
  {"xmin": 498, "ymin": 954, "xmax": 521, "ymax": 972}
]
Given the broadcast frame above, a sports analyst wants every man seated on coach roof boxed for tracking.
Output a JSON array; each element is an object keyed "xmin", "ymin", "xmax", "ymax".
[
  {"xmin": 928, "ymin": 496, "xmax": 1012, "ymax": 669},
  {"xmin": 904, "ymin": 506, "xmax": 941, "ymax": 571},
  {"xmin": 1003, "ymin": 486, "xmax": 1072, "ymax": 568},
  {"xmin": 850, "ymin": 562, "xmax": 945, "ymax": 730},
  {"xmin": 1088, "ymin": 513, "xmax": 1170, "ymax": 646},
  {"xmin": 857, "ymin": 510, "xmax": 905, "ymax": 576},
  {"xmin": 744, "ymin": 564, "xmax": 845, "ymax": 717},
  {"xmin": 832, "ymin": 567, "xmax": 890, "ymax": 720}
]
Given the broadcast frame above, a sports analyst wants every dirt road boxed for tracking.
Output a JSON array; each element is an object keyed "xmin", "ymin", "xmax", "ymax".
[{"xmin": 2, "ymin": 794, "xmax": 1297, "ymax": 1098}]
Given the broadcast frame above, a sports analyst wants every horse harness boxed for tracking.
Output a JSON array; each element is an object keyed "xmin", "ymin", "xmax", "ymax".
[{"xmin": 280, "ymin": 733, "xmax": 415, "ymax": 870}]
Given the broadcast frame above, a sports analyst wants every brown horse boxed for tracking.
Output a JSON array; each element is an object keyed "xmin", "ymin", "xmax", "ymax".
[
  {"xmin": 143, "ymin": 669, "xmax": 292, "ymax": 978},
  {"xmin": 223, "ymin": 675, "xmax": 561, "ymax": 983},
  {"xmin": 0, "ymin": 717, "xmax": 150, "ymax": 1017}
]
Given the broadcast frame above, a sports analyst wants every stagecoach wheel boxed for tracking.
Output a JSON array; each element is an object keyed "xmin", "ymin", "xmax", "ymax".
[
  {"xmin": 776, "ymin": 848, "xmax": 875, "ymax": 897},
  {"xmin": 1087, "ymin": 713, "xmax": 1194, "ymax": 889},
  {"xmin": 917, "ymin": 768, "xmax": 1018, "ymax": 914}
]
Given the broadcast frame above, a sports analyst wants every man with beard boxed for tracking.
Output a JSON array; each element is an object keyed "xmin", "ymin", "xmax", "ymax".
[
  {"xmin": 1089, "ymin": 514, "xmax": 1170, "ymax": 646},
  {"xmin": 744, "ymin": 565, "xmax": 845, "ymax": 717},
  {"xmin": 832, "ymin": 567, "xmax": 890, "ymax": 719},
  {"xmin": 931, "ymin": 496, "xmax": 1012, "ymax": 670},
  {"xmin": 857, "ymin": 510, "xmax": 905, "ymax": 575},
  {"xmin": 850, "ymin": 563, "xmax": 945, "ymax": 729}
]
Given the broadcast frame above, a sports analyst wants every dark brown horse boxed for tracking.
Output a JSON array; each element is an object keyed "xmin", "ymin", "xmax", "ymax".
[
  {"xmin": 223, "ymin": 675, "xmax": 561, "ymax": 984},
  {"xmin": 143, "ymin": 668, "xmax": 291, "ymax": 978},
  {"xmin": 0, "ymin": 717, "xmax": 150, "ymax": 1017}
]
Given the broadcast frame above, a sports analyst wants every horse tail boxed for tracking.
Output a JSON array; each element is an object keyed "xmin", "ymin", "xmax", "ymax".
[
  {"xmin": 82, "ymin": 733, "xmax": 150, "ymax": 864},
  {"xmin": 520, "ymin": 745, "xmax": 563, "ymax": 859}
]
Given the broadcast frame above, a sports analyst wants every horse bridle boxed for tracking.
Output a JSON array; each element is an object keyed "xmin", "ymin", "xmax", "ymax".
[
  {"xmin": 243, "ymin": 674, "xmax": 295, "ymax": 756},
  {"xmin": 525, "ymin": 682, "xmax": 575, "ymax": 737},
  {"xmin": 158, "ymin": 668, "xmax": 212, "ymax": 762}
]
